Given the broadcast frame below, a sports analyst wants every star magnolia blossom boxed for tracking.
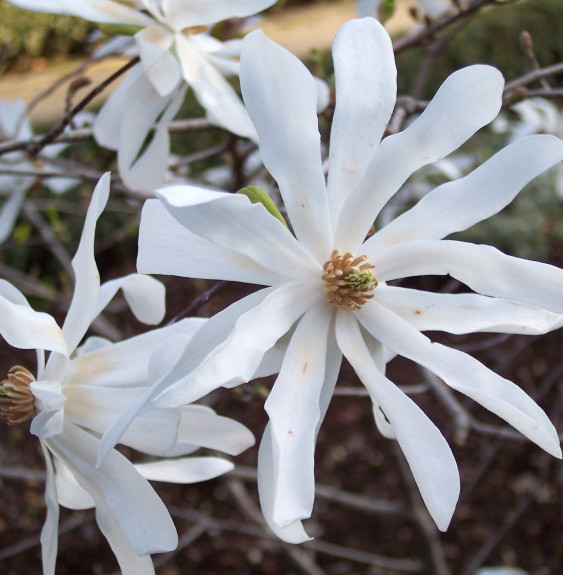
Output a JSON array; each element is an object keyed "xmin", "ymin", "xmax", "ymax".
[
  {"xmin": 0, "ymin": 173, "xmax": 254, "ymax": 574},
  {"xmin": 110, "ymin": 18, "xmax": 563, "ymax": 541},
  {"xmin": 6, "ymin": 0, "xmax": 278, "ymax": 193}
]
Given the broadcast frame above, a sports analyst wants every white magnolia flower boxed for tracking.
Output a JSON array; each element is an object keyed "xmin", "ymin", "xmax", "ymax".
[
  {"xmin": 108, "ymin": 18, "xmax": 563, "ymax": 541},
  {"xmin": 6, "ymin": 0, "xmax": 278, "ymax": 193},
  {"xmin": 0, "ymin": 99, "xmax": 80, "ymax": 243},
  {"xmin": 493, "ymin": 97, "xmax": 563, "ymax": 197},
  {"xmin": 0, "ymin": 173, "xmax": 254, "ymax": 574}
]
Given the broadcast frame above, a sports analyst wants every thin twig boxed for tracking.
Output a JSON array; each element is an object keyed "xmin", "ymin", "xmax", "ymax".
[{"xmin": 167, "ymin": 280, "xmax": 229, "ymax": 325}]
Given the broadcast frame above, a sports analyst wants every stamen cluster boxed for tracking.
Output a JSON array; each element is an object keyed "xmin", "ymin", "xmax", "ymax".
[
  {"xmin": 322, "ymin": 249, "xmax": 378, "ymax": 311},
  {"xmin": 0, "ymin": 365, "xmax": 36, "ymax": 425}
]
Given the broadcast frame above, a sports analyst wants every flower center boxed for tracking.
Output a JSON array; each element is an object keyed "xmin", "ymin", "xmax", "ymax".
[
  {"xmin": 0, "ymin": 366, "xmax": 36, "ymax": 425},
  {"xmin": 322, "ymin": 250, "xmax": 378, "ymax": 311}
]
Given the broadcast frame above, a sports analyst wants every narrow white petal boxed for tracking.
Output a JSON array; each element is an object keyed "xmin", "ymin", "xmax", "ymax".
[
  {"xmin": 164, "ymin": 0, "xmax": 277, "ymax": 30},
  {"xmin": 0, "ymin": 288, "xmax": 67, "ymax": 354},
  {"xmin": 371, "ymin": 239, "xmax": 563, "ymax": 314},
  {"xmin": 368, "ymin": 135, "xmax": 563, "ymax": 251},
  {"xmin": 138, "ymin": 199, "xmax": 284, "ymax": 285},
  {"xmin": 135, "ymin": 456, "xmax": 234, "ymax": 483},
  {"xmin": 337, "ymin": 65, "xmax": 504, "ymax": 251},
  {"xmin": 357, "ymin": 301, "xmax": 562, "ymax": 457},
  {"xmin": 39, "ymin": 442, "xmax": 60, "ymax": 575},
  {"xmin": 376, "ymin": 286, "xmax": 563, "ymax": 335},
  {"xmin": 61, "ymin": 173, "xmax": 110, "ymax": 353},
  {"xmin": 30, "ymin": 380, "xmax": 66, "ymax": 439},
  {"xmin": 335, "ymin": 312, "xmax": 460, "ymax": 530},
  {"xmin": 265, "ymin": 304, "xmax": 334, "ymax": 528},
  {"xmin": 135, "ymin": 26, "xmax": 181, "ymax": 97},
  {"xmin": 54, "ymin": 456, "xmax": 95, "ymax": 510},
  {"xmin": 96, "ymin": 274, "xmax": 166, "ymax": 325},
  {"xmin": 48, "ymin": 422, "xmax": 178, "ymax": 555},
  {"xmin": 155, "ymin": 282, "xmax": 322, "ymax": 407},
  {"xmin": 241, "ymin": 30, "xmax": 331, "ymax": 261},
  {"xmin": 327, "ymin": 18, "xmax": 396, "ymax": 225},
  {"xmin": 0, "ymin": 188, "xmax": 26, "ymax": 244},
  {"xmin": 175, "ymin": 34, "xmax": 256, "ymax": 140},
  {"xmin": 257, "ymin": 424, "xmax": 313, "ymax": 543},
  {"xmin": 157, "ymin": 186, "xmax": 320, "ymax": 280},
  {"xmin": 4, "ymin": 0, "xmax": 154, "ymax": 25}
]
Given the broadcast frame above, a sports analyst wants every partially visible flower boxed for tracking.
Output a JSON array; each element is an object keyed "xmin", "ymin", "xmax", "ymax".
[
  {"xmin": 5, "ymin": 0, "xmax": 278, "ymax": 193},
  {"xmin": 121, "ymin": 18, "xmax": 563, "ymax": 542},
  {"xmin": 357, "ymin": 0, "xmax": 453, "ymax": 20},
  {"xmin": 0, "ymin": 173, "xmax": 254, "ymax": 574},
  {"xmin": 493, "ymin": 97, "xmax": 563, "ymax": 196},
  {"xmin": 0, "ymin": 99, "xmax": 80, "ymax": 243}
]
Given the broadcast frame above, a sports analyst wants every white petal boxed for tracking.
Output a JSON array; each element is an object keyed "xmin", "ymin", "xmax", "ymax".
[
  {"xmin": 335, "ymin": 311, "xmax": 460, "ymax": 530},
  {"xmin": 375, "ymin": 286, "xmax": 563, "ymax": 335},
  {"xmin": 54, "ymin": 456, "xmax": 95, "ymax": 510},
  {"xmin": 257, "ymin": 424, "xmax": 313, "ymax": 543},
  {"xmin": 61, "ymin": 173, "xmax": 110, "ymax": 353},
  {"xmin": 0, "ymin": 286, "xmax": 67, "ymax": 354},
  {"xmin": 154, "ymin": 282, "xmax": 322, "ymax": 407},
  {"xmin": 135, "ymin": 456, "xmax": 233, "ymax": 483},
  {"xmin": 337, "ymin": 65, "xmax": 504, "ymax": 251},
  {"xmin": 30, "ymin": 380, "xmax": 66, "ymax": 439},
  {"xmin": 357, "ymin": 301, "xmax": 562, "ymax": 458},
  {"xmin": 117, "ymin": 77, "xmax": 186, "ymax": 193},
  {"xmin": 0, "ymin": 188, "xmax": 26, "ymax": 244},
  {"xmin": 4, "ymin": 0, "xmax": 154, "ymax": 25},
  {"xmin": 368, "ymin": 135, "xmax": 563, "ymax": 251},
  {"xmin": 418, "ymin": 0, "xmax": 452, "ymax": 19},
  {"xmin": 135, "ymin": 26, "xmax": 181, "ymax": 97},
  {"xmin": 39, "ymin": 442, "xmax": 60, "ymax": 575},
  {"xmin": 327, "ymin": 18, "xmax": 396, "ymax": 226},
  {"xmin": 175, "ymin": 34, "xmax": 256, "ymax": 140},
  {"xmin": 138, "ymin": 199, "xmax": 283, "ymax": 285},
  {"xmin": 176, "ymin": 405, "xmax": 255, "ymax": 456},
  {"xmin": 48, "ymin": 422, "xmax": 178, "ymax": 555},
  {"xmin": 371, "ymin": 239, "xmax": 563, "ymax": 314},
  {"xmin": 265, "ymin": 303, "xmax": 334, "ymax": 528},
  {"xmin": 97, "ymin": 274, "xmax": 166, "ymax": 325},
  {"xmin": 156, "ymin": 186, "xmax": 319, "ymax": 280},
  {"xmin": 164, "ymin": 0, "xmax": 277, "ymax": 30},
  {"xmin": 240, "ymin": 30, "xmax": 331, "ymax": 261}
]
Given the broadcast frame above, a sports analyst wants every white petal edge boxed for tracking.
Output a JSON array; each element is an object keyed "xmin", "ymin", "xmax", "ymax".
[{"xmin": 135, "ymin": 456, "xmax": 234, "ymax": 483}]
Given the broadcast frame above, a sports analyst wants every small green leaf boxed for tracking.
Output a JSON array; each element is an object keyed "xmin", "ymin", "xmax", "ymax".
[
  {"xmin": 237, "ymin": 185, "xmax": 288, "ymax": 228},
  {"xmin": 99, "ymin": 23, "xmax": 143, "ymax": 37},
  {"xmin": 380, "ymin": 0, "xmax": 395, "ymax": 22}
]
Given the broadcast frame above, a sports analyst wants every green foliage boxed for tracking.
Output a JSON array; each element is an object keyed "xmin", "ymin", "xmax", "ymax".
[
  {"xmin": 0, "ymin": 3, "xmax": 94, "ymax": 72},
  {"xmin": 396, "ymin": 0, "xmax": 563, "ymax": 97}
]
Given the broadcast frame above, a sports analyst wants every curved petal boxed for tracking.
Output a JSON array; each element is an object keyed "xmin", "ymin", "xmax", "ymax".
[
  {"xmin": 336, "ymin": 65, "xmax": 504, "ymax": 251},
  {"xmin": 96, "ymin": 274, "xmax": 166, "ymax": 326},
  {"xmin": 135, "ymin": 456, "xmax": 233, "ymax": 483},
  {"xmin": 61, "ymin": 173, "xmax": 110, "ymax": 353},
  {"xmin": 368, "ymin": 135, "xmax": 563, "ymax": 251},
  {"xmin": 375, "ymin": 286, "xmax": 563, "ymax": 335},
  {"xmin": 175, "ymin": 34, "xmax": 256, "ymax": 140},
  {"xmin": 176, "ymin": 405, "xmax": 255, "ymax": 456},
  {"xmin": 164, "ymin": 0, "xmax": 277, "ymax": 30},
  {"xmin": 30, "ymin": 380, "xmax": 66, "ymax": 439},
  {"xmin": 240, "ymin": 30, "xmax": 331, "ymax": 262},
  {"xmin": 370, "ymin": 239, "xmax": 563, "ymax": 314},
  {"xmin": 0, "ymin": 288, "xmax": 67, "ymax": 354},
  {"xmin": 138, "ymin": 199, "xmax": 284, "ymax": 285},
  {"xmin": 335, "ymin": 311, "xmax": 460, "ymax": 530},
  {"xmin": 39, "ymin": 442, "xmax": 60, "ymax": 575},
  {"xmin": 257, "ymin": 423, "xmax": 313, "ymax": 543},
  {"xmin": 48, "ymin": 422, "xmax": 178, "ymax": 555},
  {"xmin": 154, "ymin": 281, "xmax": 323, "ymax": 407},
  {"xmin": 54, "ymin": 456, "xmax": 95, "ymax": 510},
  {"xmin": 356, "ymin": 300, "xmax": 562, "ymax": 458},
  {"xmin": 264, "ymin": 303, "xmax": 334, "ymax": 528},
  {"xmin": 327, "ymin": 18, "xmax": 396, "ymax": 226},
  {"xmin": 4, "ymin": 0, "xmax": 154, "ymax": 26},
  {"xmin": 135, "ymin": 26, "xmax": 181, "ymax": 97},
  {"xmin": 156, "ymin": 186, "xmax": 320, "ymax": 280}
]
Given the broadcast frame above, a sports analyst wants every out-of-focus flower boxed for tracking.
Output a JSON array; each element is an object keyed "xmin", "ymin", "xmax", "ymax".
[
  {"xmin": 5, "ymin": 0, "xmax": 278, "ymax": 193},
  {"xmin": 0, "ymin": 173, "xmax": 254, "ymax": 574},
  {"xmin": 357, "ymin": 0, "xmax": 453, "ymax": 20},
  {"xmin": 493, "ymin": 97, "xmax": 563, "ymax": 196},
  {"xmin": 108, "ymin": 18, "xmax": 563, "ymax": 542},
  {"xmin": 0, "ymin": 99, "xmax": 80, "ymax": 243}
]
